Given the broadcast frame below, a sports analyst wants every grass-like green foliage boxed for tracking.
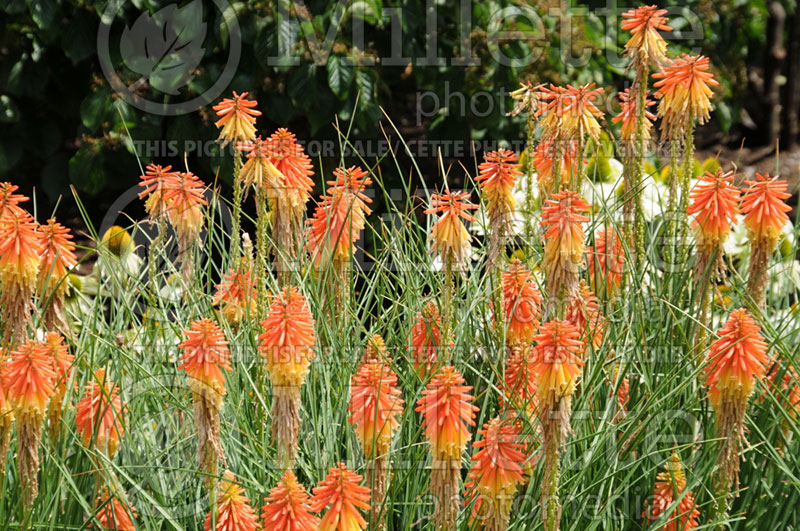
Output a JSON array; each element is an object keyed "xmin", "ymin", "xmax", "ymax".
[{"xmin": 0, "ymin": 118, "xmax": 798, "ymax": 530}]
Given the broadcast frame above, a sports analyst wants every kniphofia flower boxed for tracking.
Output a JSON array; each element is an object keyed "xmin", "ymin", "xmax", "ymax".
[
  {"xmin": 536, "ymin": 85, "xmax": 571, "ymax": 139},
  {"xmin": 75, "ymin": 369, "xmax": 125, "ymax": 459},
  {"xmin": 507, "ymin": 80, "xmax": 543, "ymax": 117},
  {"xmin": 410, "ymin": 301, "xmax": 448, "ymax": 376},
  {"xmin": 621, "ymin": 5, "xmax": 672, "ymax": 64},
  {"xmin": 534, "ymin": 139, "xmax": 581, "ymax": 196},
  {"xmin": 643, "ymin": 454, "xmax": 700, "ymax": 531},
  {"xmin": 425, "ymin": 190, "xmax": 479, "ymax": 268},
  {"xmin": 236, "ymin": 136, "xmax": 284, "ymax": 197},
  {"xmin": 501, "ymin": 258, "xmax": 542, "ymax": 346},
  {"xmin": 503, "ymin": 346, "xmax": 538, "ymax": 414},
  {"xmin": 476, "ymin": 149, "xmax": 522, "ymax": 238},
  {"xmin": 307, "ymin": 166, "xmax": 373, "ymax": 268},
  {"xmin": 258, "ymin": 287, "xmax": 316, "ymax": 467},
  {"xmin": 464, "ymin": 416, "xmax": 527, "ymax": 529},
  {"xmin": 43, "ymin": 332, "xmax": 73, "ymax": 440},
  {"xmin": 532, "ymin": 320, "xmax": 585, "ymax": 410},
  {"xmin": 348, "ymin": 360, "xmax": 404, "ymax": 459},
  {"xmin": 566, "ymin": 281, "xmax": 606, "ymax": 351},
  {"xmin": 212, "ymin": 91, "xmax": 261, "ymax": 145},
  {"xmin": 138, "ymin": 164, "xmax": 180, "ymax": 219},
  {"xmin": 587, "ymin": 227, "xmax": 625, "ymax": 297},
  {"xmin": 264, "ymin": 128, "xmax": 315, "ymax": 213},
  {"xmin": 561, "ymin": 83, "xmax": 605, "ymax": 141},
  {"xmin": 204, "ymin": 471, "xmax": 259, "ymax": 531},
  {"xmin": 0, "ymin": 181, "xmax": 29, "ymax": 218},
  {"xmin": 2, "ymin": 339, "xmax": 56, "ymax": 505},
  {"xmin": 361, "ymin": 333, "xmax": 387, "ymax": 364},
  {"xmin": 213, "ymin": 266, "xmax": 259, "ymax": 324},
  {"xmin": 741, "ymin": 173, "xmax": 793, "ymax": 306},
  {"xmin": 162, "ymin": 171, "xmax": 208, "ymax": 242},
  {"xmin": 0, "ymin": 209, "xmax": 43, "ymax": 343},
  {"xmin": 38, "ymin": 218, "xmax": 77, "ymax": 330},
  {"xmin": 612, "ymin": 88, "xmax": 656, "ymax": 144},
  {"xmin": 310, "ymin": 463, "xmax": 371, "ymax": 531},
  {"xmin": 540, "ymin": 190, "xmax": 591, "ymax": 301},
  {"xmin": 653, "ymin": 54, "xmax": 719, "ymax": 139},
  {"xmin": 94, "ymin": 487, "xmax": 137, "ymax": 530},
  {"xmin": 261, "ymin": 470, "xmax": 319, "ymax": 531}
]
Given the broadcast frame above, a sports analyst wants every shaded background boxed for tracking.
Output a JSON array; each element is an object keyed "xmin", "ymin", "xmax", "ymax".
[{"xmin": 1, "ymin": 0, "xmax": 798, "ymax": 229}]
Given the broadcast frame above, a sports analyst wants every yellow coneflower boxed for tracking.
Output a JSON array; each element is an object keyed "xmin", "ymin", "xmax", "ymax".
[
  {"xmin": 38, "ymin": 219, "xmax": 77, "ymax": 331},
  {"xmin": 464, "ymin": 416, "xmax": 527, "ymax": 530},
  {"xmin": 178, "ymin": 318, "xmax": 232, "ymax": 487},
  {"xmin": 204, "ymin": 471, "xmax": 259, "ymax": 531},
  {"xmin": 43, "ymin": 332, "xmax": 73, "ymax": 441},
  {"xmin": 101, "ymin": 225, "xmax": 133, "ymax": 259},
  {"xmin": 1, "ymin": 340, "xmax": 56, "ymax": 505},
  {"xmin": 260, "ymin": 470, "xmax": 319, "ymax": 531},
  {"xmin": 643, "ymin": 454, "xmax": 700, "ymax": 531},
  {"xmin": 415, "ymin": 366, "xmax": 477, "ymax": 529},
  {"xmin": 348, "ymin": 357, "xmax": 404, "ymax": 526},
  {"xmin": 310, "ymin": 463, "xmax": 372, "ymax": 531},
  {"xmin": 540, "ymin": 191, "xmax": 591, "ymax": 312},
  {"xmin": 531, "ymin": 320, "xmax": 584, "ymax": 531},
  {"xmin": 0, "ymin": 209, "xmax": 43, "ymax": 344},
  {"xmin": 93, "ymin": 485, "xmax": 137, "ymax": 530},
  {"xmin": 704, "ymin": 309, "xmax": 768, "ymax": 519},
  {"xmin": 75, "ymin": 369, "xmax": 125, "ymax": 460},
  {"xmin": 257, "ymin": 287, "xmax": 316, "ymax": 468},
  {"xmin": 740, "ymin": 173, "xmax": 792, "ymax": 307}
]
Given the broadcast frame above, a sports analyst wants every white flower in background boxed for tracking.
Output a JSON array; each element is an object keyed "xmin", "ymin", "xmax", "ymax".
[
  {"xmin": 640, "ymin": 178, "xmax": 669, "ymax": 222},
  {"xmin": 723, "ymin": 214, "xmax": 749, "ymax": 259}
]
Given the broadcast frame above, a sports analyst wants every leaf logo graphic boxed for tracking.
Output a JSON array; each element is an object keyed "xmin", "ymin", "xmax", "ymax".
[{"xmin": 120, "ymin": 0, "xmax": 207, "ymax": 95}]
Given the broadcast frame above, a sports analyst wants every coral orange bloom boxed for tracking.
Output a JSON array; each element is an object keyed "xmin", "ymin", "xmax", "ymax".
[
  {"xmin": 741, "ymin": 173, "xmax": 792, "ymax": 241},
  {"xmin": 264, "ymin": 128, "xmax": 315, "ymax": 211},
  {"xmin": 566, "ymin": 281, "xmax": 606, "ymax": 350},
  {"xmin": 653, "ymin": 54, "xmax": 719, "ymax": 139},
  {"xmin": 139, "ymin": 163, "xmax": 180, "ymax": 219},
  {"xmin": 307, "ymin": 166, "xmax": 373, "ymax": 268},
  {"xmin": 212, "ymin": 91, "xmax": 261, "ymax": 145},
  {"xmin": 464, "ymin": 416, "xmax": 527, "ymax": 528},
  {"xmin": 410, "ymin": 301, "xmax": 448, "ymax": 376},
  {"xmin": 261, "ymin": 470, "xmax": 320, "ymax": 531},
  {"xmin": 424, "ymin": 190, "xmax": 479, "ymax": 268},
  {"xmin": 94, "ymin": 487, "xmax": 137, "ymax": 530},
  {"xmin": 205, "ymin": 471, "xmax": 259, "ymax": 531},
  {"xmin": 75, "ymin": 369, "xmax": 125, "ymax": 459},
  {"xmin": 587, "ymin": 227, "xmax": 625, "ymax": 297},
  {"xmin": 0, "ymin": 209, "xmax": 43, "ymax": 343},
  {"xmin": 562, "ymin": 83, "xmax": 605, "ymax": 141},
  {"xmin": 416, "ymin": 366, "xmax": 477, "ymax": 461},
  {"xmin": 213, "ymin": 266, "xmax": 258, "ymax": 324},
  {"xmin": 536, "ymin": 84, "xmax": 570, "ymax": 138},
  {"xmin": 540, "ymin": 190, "xmax": 591, "ymax": 300},
  {"xmin": 643, "ymin": 454, "xmax": 700, "ymax": 531},
  {"xmin": 533, "ymin": 139, "xmax": 581, "ymax": 196},
  {"xmin": 162, "ymin": 171, "xmax": 208, "ymax": 240},
  {"xmin": 477, "ymin": 149, "xmax": 521, "ymax": 226},
  {"xmin": 0, "ymin": 181, "xmax": 29, "ymax": 218},
  {"xmin": 503, "ymin": 346, "xmax": 538, "ymax": 413},
  {"xmin": 621, "ymin": 5, "xmax": 672, "ymax": 64},
  {"xmin": 532, "ymin": 320, "xmax": 585, "ymax": 407},
  {"xmin": 236, "ymin": 136, "xmax": 285, "ymax": 196},
  {"xmin": 766, "ymin": 363, "xmax": 800, "ymax": 417},
  {"xmin": 258, "ymin": 287, "xmax": 317, "ymax": 388},
  {"xmin": 178, "ymin": 318, "xmax": 232, "ymax": 406},
  {"xmin": 43, "ymin": 332, "xmax": 73, "ymax": 438},
  {"xmin": 704, "ymin": 309, "xmax": 768, "ymax": 410},
  {"xmin": 612, "ymin": 88, "xmax": 655, "ymax": 144},
  {"xmin": 501, "ymin": 259, "xmax": 542, "ymax": 346},
  {"xmin": 686, "ymin": 170, "xmax": 740, "ymax": 243},
  {"xmin": 37, "ymin": 218, "xmax": 77, "ymax": 296},
  {"xmin": 348, "ymin": 359, "xmax": 405, "ymax": 458},
  {"xmin": 310, "ymin": 463, "xmax": 371, "ymax": 531}
]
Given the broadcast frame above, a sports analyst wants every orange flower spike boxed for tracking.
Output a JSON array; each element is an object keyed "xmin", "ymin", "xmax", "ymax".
[
  {"xmin": 38, "ymin": 218, "xmax": 77, "ymax": 296},
  {"xmin": 643, "ymin": 454, "xmax": 700, "ymax": 531},
  {"xmin": 265, "ymin": 128, "xmax": 315, "ymax": 211},
  {"xmin": 310, "ymin": 463, "xmax": 371, "ymax": 531},
  {"xmin": 502, "ymin": 259, "xmax": 542, "ymax": 346},
  {"xmin": 0, "ymin": 181, "xmax": 29, "ymax": 218},
  {"xmin": 653, "ymin": 54, "xmax": 719, "ymax": 138},
  {"xmin": 213, "ymin": 266, "xmax": 258, "ymax": 324},
  {"xmin": 348, "ymin": 360, "xmax": 405, "ymax": 458},
  {"xmin": 704, "ymin": 309, "xmax": 769, "ymax": 409},
  {"xmin": 612, "ymin": 88, "xmax": 656, "ymax": 144},
  {"xmin": 533, "ymin": 140, "xmax": 581, "ymax": 195},
  {"xmin": 43, "ymin": 332, "xmax": 73, "ymax": 384},
  {"xmin": 503, "ymin": 346, "xmax": 538, "ymax": 412},
  {"xmin": 162, "ymin": 171, "xmax": 208, "ymax": 240},
  {"xmin": 425, "ymin": 190, "xmax": 479, "ymax": 266},
  {"xmin": 236, "ymin": 136, "xmax": 285, "ymax": 195},
  {"xmin": 562, "ymin": 83, "xmax": 605, "ymax": 141},
  {"xmin": 587, "ymin": 228, "xmax": 625, "ymax": 297},
  {"xmin": 540, "ymin": 190, "xmax": 591, "ymax": 298},
  {"xmin": 741, "ymin": 173, "xmax": 792, "ymax": 242},
  {"xmin": 212, "ymin": 91, "xmax": 261, "ymax": 145},
  {"xmin": 536, "ymin": 85, "xmax": 570, "ymax": 138},
  {"xmin": 205, "ymin": 471, "xmax": 259, "ymax": 531},
  {"xmin": 178, "ymin": 318, "xmax": 232, "ymax": 405},
  {"xmin": 75, "ymin": 369, "xmax": 125, "ymax": 458},
  {"xmin": 415, "ymin": 366, "xmax": 478, "ymax": 460},
  {"xmin": 621, "ymin": 5, "xmax": 672, "ymax": 64},
  {"xmin": 2, "ymin": 340, "xmax": 56, "ymax": 416},
  {"xmin": 261, "ymin": 470, "xmax": 320, "ymax": 531},
  {"xmin": 138, "ymin": 163, "xmax": 180, "ymax": 218},
  {"xmin": 531, "ymin": 320, "xmax": 585, "ymax": 406},
  {"xmin": 686, "ymin": 170, "xmax": 740, "ymax": 243},
  {"xmin": 257, "ymin": 287, "xmax": 317, "ymax": 387},
  {"xmin": 477, "ymin": 149, "xmax": 522, "ymax": 217},
  {"xmin": 0, "ymin": 209, "xmax": 44, "ymax": 288},
  {"xmin": 465, "ymin": 417, "xmax": 526, "ymax": 525},
  {"xmin": 566, "ymin": 281, "xmax": 606, "ymax": 351},
  {"xmin": 410, "ymin": 301, "xmax": 446, "ymax": 376},
  {"xmin": 94, "ymin": 488, "xmax": 138, "ymax": 530}
]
